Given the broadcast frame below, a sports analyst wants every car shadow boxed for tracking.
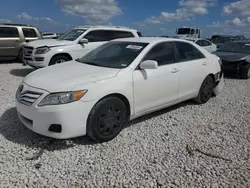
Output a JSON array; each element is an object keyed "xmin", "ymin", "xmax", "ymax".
[
  {"xmin": 0, "ymin": 107, "xmax": 98, "ymax": 155},
  {"xmin": 0, "ymin": 101, "xmax": 195, "ymax": 156},
  {"xmin": 125, "ymin": 100, "xmax": 194, "ymax": 128},
  {"xmin": 10, "ymin": 68, "xmax": 35, "ymax": 77}
]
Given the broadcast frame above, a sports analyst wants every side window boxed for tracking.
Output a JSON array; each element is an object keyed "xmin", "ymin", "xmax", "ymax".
[
  {"xmin": 84, "ymin": 30, "xmax": 110, "ymax": 42},
  {"xmin": 175, "ymin": 42, "xmax": 205, "ymax": 62},
  {"xmin": 112, "ymin": 31, "xmax": 134, "ymax": 39},
  {"xmin": 137, "ymin": 32, "xmax": 142, "ymax": 37},
  {"xmin": 0, "ymin": 27, "xmax": 19, "ymax": 38},
  {"xmin": 143, "ymin": 42, "xmax": 175, "ymax": 66},
  {"xmin": 22, "ymin": 28, "xmax": 37, "ymax": 38},
  {"xmin": 202, "ymin": 40, "xmax": 212, "ymax": 46},
  {"xmin": 196, "ymin": 40, "xmax": 203, "ymax": 46}
]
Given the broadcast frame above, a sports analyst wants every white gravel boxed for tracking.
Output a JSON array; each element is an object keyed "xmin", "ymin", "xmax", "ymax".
[{"xmin": 0, "ymin": 62, "xmax": 250, "ymax": 188}]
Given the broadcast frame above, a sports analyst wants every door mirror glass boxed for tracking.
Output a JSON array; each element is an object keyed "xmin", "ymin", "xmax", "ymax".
[
  {"xmin": 140, "ymin": 60, "xmax": 158, "ymax": 70},
  {"xmin": 79, "ymin": 38, "xmax": 88, "ymax": 44}
]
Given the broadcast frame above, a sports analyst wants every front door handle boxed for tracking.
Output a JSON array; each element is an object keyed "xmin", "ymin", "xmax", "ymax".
[
  {"xmin": 171, "ymin": 68, "xmax": 179, "ymax": 73},
  {"xmin": 202, "ymin": 62, "xmax": 207, "ymax": 66}
]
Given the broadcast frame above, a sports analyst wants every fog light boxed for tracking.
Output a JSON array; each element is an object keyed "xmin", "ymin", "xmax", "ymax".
[{"xmin": 48, "ymin": 124, "xmax": 62, "ymax": 133}]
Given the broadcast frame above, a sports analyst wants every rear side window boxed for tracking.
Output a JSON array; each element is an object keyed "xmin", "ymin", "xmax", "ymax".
[
  {"xmin": 0, "ymin": 27, "xmax": 19, "ymax": 38},
  {"xmin": 143, "ymin": 42, "xmax": 175, "ymax": 66},
  {"xmin": 175, "ymin": 41, "xmax": 205, "ymax": 62},
  {"xmin": 137, "ymin": 32, "xmax": 142, "ymax": 37},
  {"xmin": 84, "ymin": 30, "xmax": 109, "ymax": 42},
  {"xmin": 22, "ymin": 28, "xmax": 37, "ymax": 38},
  {"xmin": 112, "ymin": 31, "xmax": 134, "ymax": 39}
]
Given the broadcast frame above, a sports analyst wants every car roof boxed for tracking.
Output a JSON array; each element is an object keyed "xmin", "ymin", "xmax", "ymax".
[
  {"xmin": 113, "ymin": 37, "xmax": 192, "ymax": 44},
  {"xmin": 74, "ymin": 25, "xmax": 138, "ymax": 32}
]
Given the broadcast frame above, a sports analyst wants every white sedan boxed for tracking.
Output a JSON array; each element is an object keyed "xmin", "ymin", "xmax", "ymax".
[
  {"xmin": 186, "ymin": 38, "xmax": 217, "ymax": 53},
  {"xmin": 15, "ymin": 37, "xmax": 224, "ymax": 142}
]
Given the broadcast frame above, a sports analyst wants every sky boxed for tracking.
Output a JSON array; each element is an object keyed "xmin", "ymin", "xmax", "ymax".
[{"xmin": 0, "ymin": 0, "xmax": 250, "ymax": 38}]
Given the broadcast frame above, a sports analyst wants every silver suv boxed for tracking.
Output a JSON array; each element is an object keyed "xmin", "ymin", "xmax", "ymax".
[{"xmin": 0, "ymin": 23, "xmax": 42, "ymax": 62}]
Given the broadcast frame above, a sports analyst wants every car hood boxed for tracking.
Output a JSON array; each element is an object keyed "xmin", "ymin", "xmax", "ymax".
[
  {"xmin": 24, "ymin": 39, "xmax": 73, "ymax": 48},
  {"xmin": 213, "ymin": 51, "xmax": 249, "ymax": 62},
  {"xmin": 23, "ymin": 61, "xmax": 120, "ymax": 92}
]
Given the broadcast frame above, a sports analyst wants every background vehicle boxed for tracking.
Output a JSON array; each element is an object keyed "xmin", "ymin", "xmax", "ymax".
[
  {"xmin": 0, "ymin": 23, "xmax": 42, "ymax": 62},
  {"xmin": 211, "ymin": 35, "xmax": 246, "ymax": 49},
  {"xmin": 213, "ymin": 41, "xmax": 250, "ymax": 79},
  {"xmin": 185, "ymin": 38, "xmax": 217, "ymax": 53},
  {"xmin": 16, "ymin": 37, "xmax": 223, "ymax": 142},
  {"xmin": 42, "ymin": 32, "xmax": 58, "ymax": 39},
  {"xmin": 23, "ymin": 25, "xmax": 141, "ymax": 68},
  {"xmin": 175, "ymin": 27, "xmax": 200, "ymax": 39}
]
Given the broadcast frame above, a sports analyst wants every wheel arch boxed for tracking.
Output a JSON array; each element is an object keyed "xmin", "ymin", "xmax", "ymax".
[
  {"xmin": 50, "ymin": 53, "xmax": 73, "ymax": 62},
  {"xmin": 92, "ymin": 93, "xmax": 131, "ymax": 120}
]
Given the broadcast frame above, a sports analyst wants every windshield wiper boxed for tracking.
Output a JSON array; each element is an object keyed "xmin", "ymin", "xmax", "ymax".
[{"xmin": 82, "ymin": 61, "xmax": 101, "ymax": 66}]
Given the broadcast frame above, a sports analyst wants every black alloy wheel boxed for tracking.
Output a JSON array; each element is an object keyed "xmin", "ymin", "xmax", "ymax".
[{"xmin": 87, "ymin": 97, "xmax": 127, "ymax": 142}]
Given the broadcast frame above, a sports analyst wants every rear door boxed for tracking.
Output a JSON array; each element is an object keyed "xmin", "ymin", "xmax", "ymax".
[
  {"xmin": 174, "ymin": 41, "xmax": 208, "ymax": 99},
  {"xmin": 22, "ymin": 28, "xmax": 39, "ymax": 43},
  {"xmin": 0, "ymin": 26, "xmax": 20, "ymax": 57}
]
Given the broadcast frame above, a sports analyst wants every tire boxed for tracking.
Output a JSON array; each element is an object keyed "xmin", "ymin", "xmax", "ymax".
[
  {"xmin": 49, "ymin": 55, "xmax": 71, "ymax": 66},
  {"xmin": 194, "ymin": 75, "xmax": 215, "ymax": 104},
  {"xmin": 87, "ymin": 97, "xmax": 127, "ymax": 142},
  {"xmin": 241, "ymin": 65, "xmax": 250, "ymax": 79},
  {"xmin": 18, "ymin": 49, "xmax": 24, "ymax": 63}
]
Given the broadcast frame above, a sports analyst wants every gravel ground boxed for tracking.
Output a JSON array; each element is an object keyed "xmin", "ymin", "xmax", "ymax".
[{"xmin": 0, "ymin": 62, "xmax": 249, "ymax": 188}]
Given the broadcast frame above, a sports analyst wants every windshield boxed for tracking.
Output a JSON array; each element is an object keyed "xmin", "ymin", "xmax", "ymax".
[
  {"xmin": 177, "ymin": 28, "xmax": 191, "ymax": 35},
  {"xmin": 57, "ymin": 29, "xmax": 86, "ymax": 41},
  {"xmin": 217, "ymin": 42, "xmax": 250, "ymax": 53},
  {"xmin": 211, "ymin": 37, "xmax": 234, "ymax": 44},
  {"xmin": 78, "ymin": 41, "xmax": 148, "ymax": 69}
]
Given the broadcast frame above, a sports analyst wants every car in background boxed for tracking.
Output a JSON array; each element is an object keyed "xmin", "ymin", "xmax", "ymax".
[
  {"xmin": 23, "ymin": 25, "xmax": 141, "ymax": 68},
  {"xmin": 185, "ymin": 38, "xmax": 217, "ymax": 53},
  {"xmin": 213, "ymin": 41, "xmax": 250, "ymax": 79},
  {"xmin": 16, "ymin": 37, "xmax": 224, "ymax": 142},
  {"xmin": 0, "ymin": 23, "xmax": 42, "ymax": 62},
  {"xmin": 42, "ymin": 32, "xmax": 58, "ymax": 39},
  {"xmin": 211, "ymin": 35, "xmax": 246, "ymax": 49}
]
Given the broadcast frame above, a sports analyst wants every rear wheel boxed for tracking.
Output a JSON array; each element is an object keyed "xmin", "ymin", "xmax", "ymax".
[
  {"xmin": 18, "ymin": 49, "xmax": 24, "ymax": 63},
  {"xmin": 194, "ymin": 75, "xmax": 215, "ymax": 104},
  {"xmin": 241, "ymin": 65, "xmax": 250, "ymax": 79},
  {"xmin": 87, "ymin": 97, "xmax": 127, "ymax": 142},
  {"xmin": 49, "ymin": 55, "xmax": 70, "ymax": 66}
]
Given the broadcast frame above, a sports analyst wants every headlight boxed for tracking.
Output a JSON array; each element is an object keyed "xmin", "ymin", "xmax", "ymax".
[
  {"xmin": 35, "ymin": 47, "xmax": 50, "ymax": 54},
  {"xmin": 38, "ymin": 90, "xmax": 87, "ymax": 107}
]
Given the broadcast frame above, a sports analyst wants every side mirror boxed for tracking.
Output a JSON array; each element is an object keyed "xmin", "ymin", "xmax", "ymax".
[
  {"xmin": 79, "ymin": 38, "xmax": 88, "ymax": 44},
  {"xmin": 139, "ymin": 60, "xmax": 158, "ymax": 70},
  {"xmin": 246, "ymin": 55, "xmax": 250, "ymax": 63}
]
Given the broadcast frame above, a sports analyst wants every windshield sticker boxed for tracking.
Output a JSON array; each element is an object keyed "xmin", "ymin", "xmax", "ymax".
[
  {"xmin": 121, "ymin": 64, "xmax": 127, "ymax": 67},
  {"xmin": 245, "ymin": 44, "xmax": 250, "ymax": 46},
  {"xmin": 126, "ymin": 45, "xmax": 143, "ymax": 50}
]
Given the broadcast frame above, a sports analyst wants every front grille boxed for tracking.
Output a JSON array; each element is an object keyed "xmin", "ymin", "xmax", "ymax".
[
  {"xmin": 16, "ymin": 85, "xmax": 43, "ymax": 106},
  {"xmin": 23, "ymin": 46, "xmax": 34, "ymax": 57}
]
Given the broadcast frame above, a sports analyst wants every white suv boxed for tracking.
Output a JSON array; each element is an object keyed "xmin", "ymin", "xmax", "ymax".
[{"xmin": 23, "ymin": 25, "xmax": 141, "ymax": 68}]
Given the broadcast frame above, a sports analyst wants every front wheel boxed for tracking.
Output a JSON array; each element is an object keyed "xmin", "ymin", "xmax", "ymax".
[
  {"xmin": 87, "ymin": 97, "xmax": 127, "ymax": 142},
  {"xmin": 194, "ymin": 75, "xmax": 215, "ymax": 104},
  {"xmin": 49, "ymin": 55, "xmax": 70, "ymax": 66}
]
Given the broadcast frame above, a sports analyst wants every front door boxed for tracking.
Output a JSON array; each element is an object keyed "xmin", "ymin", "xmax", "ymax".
[{"xmin": 133, "ymin": 42, "xmax": 180, "ymax": 114}]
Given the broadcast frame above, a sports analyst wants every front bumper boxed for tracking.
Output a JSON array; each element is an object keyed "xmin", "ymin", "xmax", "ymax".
[
  {"xmin": 24, "ymin": 55, "xmax": 50, "ymax": 68},
  {"xmin": 15, "ymin": 84, "xmax": 96, "ymax": 139}
]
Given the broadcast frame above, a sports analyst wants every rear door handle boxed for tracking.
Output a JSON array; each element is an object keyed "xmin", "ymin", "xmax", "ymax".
[
  {"xmin": 171, "ymin": 68, "xmax": 179, "ymax": 73},
  {"xmin": 202, "ymin": 62, "xmax": 207, "ymax": 66}
]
